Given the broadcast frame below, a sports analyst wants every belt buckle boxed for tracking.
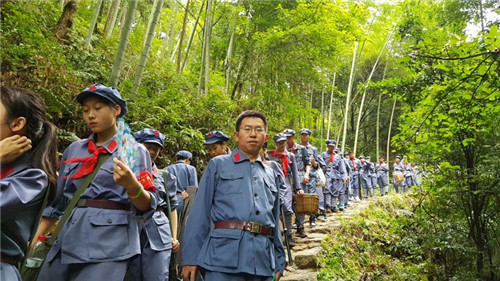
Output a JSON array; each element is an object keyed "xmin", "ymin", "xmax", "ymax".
[{"xmin": 250, "ymin": 222, "xmax": 261, "ymax": 234}]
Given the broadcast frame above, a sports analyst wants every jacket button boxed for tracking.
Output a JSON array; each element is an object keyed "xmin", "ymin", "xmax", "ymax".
[
  {"xmin": 256, "ymin": 210, "xmax": 260, "ymax": 215},
  {"xmin": 254, "ymin": 193, "xmax": 258, "ymax": 197},
  {"xmin": 107, "ymin": 219, "xmax": 112, "ymax": 224}
]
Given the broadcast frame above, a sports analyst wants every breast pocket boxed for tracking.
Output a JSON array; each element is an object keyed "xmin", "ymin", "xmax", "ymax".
[
  {"xmin": 218, "ymin": 172, "xmax": 245, "ymax": 195},
  {"xmin": 264, "ymin": 177, "xmax": 278, "ymax": 206},
  {"xmin": 146, "ymin": 211, "xmax": 172, "ymax": 251},
  {"xmin": 88, "ymin": 213, "xmax": 130, "ymax": 259},
  {"xmin": 92, "ymin": 161, "xmax": 115, "ymax": 188}
]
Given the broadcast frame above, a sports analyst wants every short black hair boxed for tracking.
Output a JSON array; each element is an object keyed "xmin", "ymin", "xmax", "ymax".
[{"xmin": 235, "ymin": 110, "xmax": 267, "ymax": 132}]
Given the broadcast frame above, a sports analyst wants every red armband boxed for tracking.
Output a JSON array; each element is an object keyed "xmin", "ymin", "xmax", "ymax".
[{"xmin": 138, "ymin": 171, "xmax": 155, "ymax": 193}]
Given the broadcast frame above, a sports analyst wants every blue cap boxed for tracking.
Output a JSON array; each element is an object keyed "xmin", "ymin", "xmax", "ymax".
[
  {"xmin": 176, "ymin": 150, "xmax": 192, "ymax": 159},
  {"xmin": 134, "ymin": 128, "xmax": 165, "ymax": 149},
  {"xmin": 334, "ymin": 148, "xmax": 339, "ymax": 153},
  {"xmin": 326, "ymin": 140, "xmax": 336, "ymax": 146},
  {"xmin": 76, "ymin": 84, "xmax": 128, "ymax": 117},
  {"xmin": 365, "ymin": 156, "xmax": 371, "ymax": 160},
  {"xmin": 395, "ymin": 155, "xmax": 401, "ymax": 159},
  {"xmin": 343, "ymin": 152, "xmax": 349, "ymax": 157},
  {"xmin": 282, "ymin": 129, "xmax": 296, "ymax": 136},
  {"xmin": 300, "ymin": 128, "xmax": 312, "ymax": 135},
  {"xmin": 204, "ymin": 130, "xmax": 230, "ymax": 145},
  {"xmin": 273, "ymin": 133, "xmax": 286, "ymax": 143},
  {"xmin": 359, "ymin": 156, "xmax": 365, "ymax": 160}
]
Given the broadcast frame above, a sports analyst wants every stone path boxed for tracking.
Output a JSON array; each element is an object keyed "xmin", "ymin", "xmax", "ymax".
[{"xmin": 281, "ymin": 199, "xmax": 372, "ymax": 281}]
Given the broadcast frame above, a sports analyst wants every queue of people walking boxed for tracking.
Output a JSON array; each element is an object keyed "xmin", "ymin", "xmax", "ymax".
[{"xmin": 1, "ymin": 84, "xmax": 422, "ymax": 281}]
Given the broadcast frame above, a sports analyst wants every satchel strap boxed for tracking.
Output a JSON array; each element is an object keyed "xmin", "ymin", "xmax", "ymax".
[{"xmin": 48, "ymin": 154, "xmax": 111, "ymax": 245}]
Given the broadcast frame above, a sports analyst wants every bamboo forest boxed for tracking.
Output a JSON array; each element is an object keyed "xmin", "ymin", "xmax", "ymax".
[{"xmin": 0, "ymin": 0, "xmax": 499, "ymax": 280}]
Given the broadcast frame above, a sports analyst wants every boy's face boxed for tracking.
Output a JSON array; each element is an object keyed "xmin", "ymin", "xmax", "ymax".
[
  {"xmin": 205, "ymin": 142, "xmax": 227, "ymax": 158},
  {"xmin": 143, "ymin": 142, "xmax": 162, "ymax": 162},
  {"xmin": 82, "ymin": 96, "xmax": 120, "ymax": 135}
]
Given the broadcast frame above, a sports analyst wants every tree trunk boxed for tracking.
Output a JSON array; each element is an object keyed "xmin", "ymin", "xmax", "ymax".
[
  {"xmin": 341, "ymin": 41, "xmax": 358, "ymax": 153},
  {"xmin": 104, "ymin": 0, "xmax": 121, "ymax": 39},
  {"xmin": 109, "ymin": 0, "xmax": 138, "ymax": 87},
  {"xmin": 320, "ymin": 90, "xmax": 325, "ymax": 151},
  {"xmin": 166, "ymin": 1, "xmax": 180, "ymax": 60},
  {"xmin": 203, "ymin": 0, "xmax": 213, "ymax": 95},
  {"xmin": 376, "ymin": 59, "xmax": 388, "ymax": 160},
  {"xmin": 181, "ymin": 1, "xmax": 204, "ymax": 72},
  {"xmin": 326, "ymin": 73, "xmax": 336, "ymax": 140},
  {"xmin": 53, "ymin": 0, "xmax": 79, "ymax": 42},
  {"xmin": 176, "ymin": 0, "xmax": 190, "ymax": 72},
  {"xmin": 130, "ymin": 0, "xmax": 164, "ymax": 99},
  {"xmin": 60, "ymin": 0, "xmax": 65, "ymax": 10},
  {"xmin": 85, "ymin": 0, "xmax": 104, "ymax": 46},
  {"xmin": 386, "ymin": 98, "xmax": 397, "ymax": 185},
  {"xmin": 353, "ymin": 37, "xmax": 388, "ymax": 155},
  {"xmin": 144, "ymin": 0, "xmax": 158, "ymax": 45},
  {"xmin": 224, "ymin": 0, "xmax": 239, "ymax": 95},
  {"xmin": 160, "ymin": 0, "xmax": 178, "ymax": 65}
]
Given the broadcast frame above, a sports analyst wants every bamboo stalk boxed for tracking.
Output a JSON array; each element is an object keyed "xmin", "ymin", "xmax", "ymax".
[
  {"xmin": 341, "ymin": 41, "xmax": 358, "ymax": 153},
  {"xmin": 326, "ymin": 73, "xmax": 336, "ymax": 140}
]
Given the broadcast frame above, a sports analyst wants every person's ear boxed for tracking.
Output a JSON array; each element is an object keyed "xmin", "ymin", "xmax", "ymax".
[
  {"xmin": 9, "ymin": 116, "xmax": 27, "ymax": 134},
  {"xmin": 113, "ymin": 104, "xmax": 121, "ymax": 118}
]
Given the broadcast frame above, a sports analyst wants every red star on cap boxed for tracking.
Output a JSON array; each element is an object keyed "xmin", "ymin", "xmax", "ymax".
[
  {"xmin": 207, "ymin": 132, "xmax": 212, "ymax": 137},
  {"xmin": 154, "ymin": 130, "xmax": 159, "ymax": 136},
  {"xmin": 89, "ymin": 85, "xmax": 97, "ymax": 90}
]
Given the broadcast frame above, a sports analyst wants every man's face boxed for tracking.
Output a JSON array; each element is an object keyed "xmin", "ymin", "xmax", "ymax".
[
  {"xmin": 300, "ymin": 133, "xmax": 310, "ymax": 144},
  {"xmin": 395, "ymin": 158, "xmax": 401, "ymax": 164},
  {"xmin": 286, "ymin": 135, "xmax": 295, "ymax": 147},
  {"xmin": 327, "ymin": 145, "xmax": 335, "ymax": 153},
  {"xmin": 276, "ymin": 140, "xmax": 286, "ymax": 151},
  {"xmin": 234, "ymin": 117, "xmax": 269, "ymax": 158}
]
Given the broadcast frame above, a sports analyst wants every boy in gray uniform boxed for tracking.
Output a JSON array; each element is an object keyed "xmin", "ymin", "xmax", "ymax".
[
  {"xmin": 367, "ymin": 156, "xmax": 378, "ymax": 196},
  {"xmin": 268, "ymin": 133, "xmax": 303, "ymax": 247},
  {"xmin": 299, "ymin": 128, "xmax": 326, "ymax": 225},
  {"xmin": 376, "ymin": 156, "xmax": 389, "ymax": 196},
  {"xmin": 283, "ymin": 129, "xmax": 310, "ymax": 237},
  {"xmin": 347, "ymin": 152, "xmax": 361, "ymax": 201},
  {"xmin": 393, "ymin": 156, "xmax": 405, "ymax": 193},
  {"xmin": 403, "ymin": 159, "xmax": 413, "ymax": 192},
  {"xmin": 343, "ymin": 152, "xmax": 352, "ymax": 206},
  {"xmin": 321, "ymin": 142, "xmax": 347, "ymax": 212},
  {"xmin": 359, "ymin": 156, "xmax": 372, "ymax": 199}
]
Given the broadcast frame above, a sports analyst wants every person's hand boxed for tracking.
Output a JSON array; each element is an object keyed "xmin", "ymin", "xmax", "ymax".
[
  {"xmin": 0, "ymin": 135, "xmax": 31, "ymax": 165},
  {"xmin": 181, "ymin": 190, "xmax": 189, "ymax": 200},
  {"xmin": 303, "ymin": 175, "xmax": 310, "ymax": 184},
  {"xmin": 310, "ymin": 156, "xmax": 317, "ymax": 167},
  {"xmin": 113, "ymin": 158, "xmax": 138, "ymax": 191},
  {"xmin": 297, "ymin": 189, "xmax": 305, "ymax": 196},
  {"xmin": 172, "ymin": 238, "xmax": 180, "ymax": 252},
  {"xmin": 181, "ymin": 265, "xmax": 198, "ymax": 281},
  {"xmin": 275, "ymin": 272, "xmax": 283, "ymax": 281}
]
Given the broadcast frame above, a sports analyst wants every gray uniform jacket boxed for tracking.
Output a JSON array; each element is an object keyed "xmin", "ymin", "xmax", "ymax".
[
  {"xmin": 360, "ymin": 161, "xmax": 372, "ymax": 181},
  {"xmin": 267, "ymin": 150, "xmax": 301, "ymax": 193},
  {"xmin": 320, "ymin": 152, "xmax": 347, "ymax": 181},
  {"xmin": 166, "ymin": 161, "xmax": 198, "ymax": 193},
  {"xmin": 181, "ymin": 149, "xmax": 286, "ymax": 276},
  {"xmin": 42, "ymin": 135, "xmax": 156, "ymax": 264},
  {"xmin": 1, "ymin": 152, "xmax": 47, "ymax": 262}
]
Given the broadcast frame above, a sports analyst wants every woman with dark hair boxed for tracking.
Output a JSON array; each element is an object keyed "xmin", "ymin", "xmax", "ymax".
[{"xmin": 0, "ymin": 86, "xmax": 58, "ymax": 281}]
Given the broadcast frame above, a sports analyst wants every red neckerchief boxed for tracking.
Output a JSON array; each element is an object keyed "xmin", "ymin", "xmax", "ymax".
[
  {"xmin": 0, "ymin": 164, "xmax": 14, "ymax": 179},
  {"xmin": 327, "ymin": 151, "xmax": 334, "ymax": 163},
  {"xmin": 269, "ymin": 149, "xmax": 289, "ymax": 177},
  {"xmin": 350, "ymin": 157, "xmax": 357, "ymax": 171},
  {"xmin": 64, "ymin": 139, "xmax": 117, "ymax": 179}
]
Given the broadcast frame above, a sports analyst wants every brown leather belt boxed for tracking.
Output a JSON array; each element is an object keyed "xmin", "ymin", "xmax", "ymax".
[
  {"xmin": 1, "ymin": 254, "xmax": 18, "ymax": 265},
  {"xmin": 77, "ymin": 199, "xmax": 130, "ymax": 211},
  {"xmin": 215, "ymin": 221, "xmax": 273, "ymax": 236},
  {"xmin": 156, "ymin": 206, "xmax": 165, "ymax": 212}
]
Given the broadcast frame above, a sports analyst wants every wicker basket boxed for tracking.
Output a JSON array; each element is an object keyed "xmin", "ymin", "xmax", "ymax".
[
  {"xmin": 394, "ymin": 172, "xmax": 404, "ymax": 183},
  {"xmin": 293, "ymin": 194, "xmax": 319, "ymax": 214}
]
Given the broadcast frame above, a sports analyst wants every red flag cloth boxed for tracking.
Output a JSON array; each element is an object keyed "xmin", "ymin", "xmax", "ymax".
[
  {"xmin": 328, "ymin": 151, "xmax": 334, "ymax": 163},
  {"xmin": 138, "ymin": 170, "xmax": 155, "ymax": 193},
  {"xmin": 269, "ymin": 150, "xmax": 289, "ymax": 177},
  {"xmin": 0, "ymin": 164, "xmax": 14, "ymax": 179},
  {"xmin": 64, "ymin": 140, "xmax": 117, "ymax": 179}
]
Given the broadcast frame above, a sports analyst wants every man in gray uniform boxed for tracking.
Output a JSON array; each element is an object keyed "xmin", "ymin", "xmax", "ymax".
[
  {"xmin": 393, "ymin": 156, "xmax": 405, "ymax": 193},
  {"xmin": 181, "ymin": 110, "xmax": 285, "ymax": 281},
  {"xmin": 299, "ymin": 128, "xmax": 326, "ymax": 225},
  {"xmin": 165, "ymin": 150, "xmax": 198, "ymax": 216},
  {"xmin": 367, "ymin": 156, "xmax": 378, "ymax": 196},
  {"xmin": 347, "ymin": 152, "xmax": 361, "ymax": 201}
]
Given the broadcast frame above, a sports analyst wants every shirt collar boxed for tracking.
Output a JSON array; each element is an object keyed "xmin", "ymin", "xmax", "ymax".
[
  {"xmin": 87, "ymin": 133, "xmax": 118, "ymax": 153},
  {"xmin": 231, "ymin": 148, "xmax": 264, "ymax": 167}
]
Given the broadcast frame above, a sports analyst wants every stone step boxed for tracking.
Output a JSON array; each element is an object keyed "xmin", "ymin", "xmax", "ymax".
[
  {"xmin": 281, "ymin": 269, "xmax": 318, "ymax": 281},
  {"xmin": 293, "ymin": 247, "xmax": 323, "ymax": 269}
]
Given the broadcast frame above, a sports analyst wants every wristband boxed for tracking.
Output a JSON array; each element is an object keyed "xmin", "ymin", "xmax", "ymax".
[{"xmin": 130, "ymin": 185, "xmax": 144, "ymax": 199}]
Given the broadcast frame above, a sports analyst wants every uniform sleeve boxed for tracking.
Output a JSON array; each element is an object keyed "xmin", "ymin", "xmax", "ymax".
[
  {"xmin": 138, "ymin": 145, "xmax": 157, "ymax": 211},
  {"xmin": 165, "ymin": 172, "xmax": 179, "ymax": 211},
  {"xmin": 315, "ymin": 149, "xmax": 327, "ymax": 173},
  {"xmin": 181, "ymin": 160, "xmax": 216, "ymax": 266},
  {"xmin": 1, "ymin": 168, "xmax": 48, "ymax": 221},
  {"xmin": 301, "ymin": 147, "xmax": 310, "ymax": 167},
  {"xmin": 272, "ymin": 175, "xmax": 286, "ymax": 274},
  {"xmin": 339, "ymin": 157, "xmax": 348, "ymax": 181},
  {"xmin": 289, "ymin": 155, "xmax": 301, "ymax": 192},
  {"xmin": 188, "ymin": 166, "xmax": 198, "ymax": 187}
]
